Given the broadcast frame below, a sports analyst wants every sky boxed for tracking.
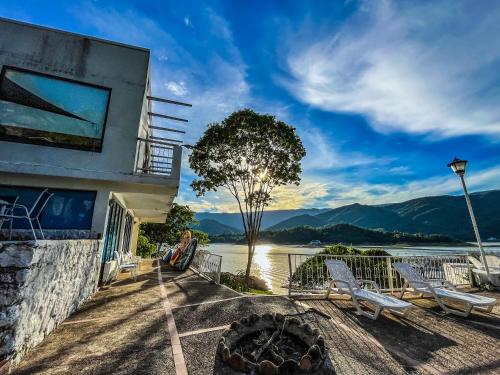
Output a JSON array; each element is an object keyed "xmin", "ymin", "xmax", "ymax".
[{"xmin": 3, "ymin": 0, "xmax": 500, "ymax": 212}]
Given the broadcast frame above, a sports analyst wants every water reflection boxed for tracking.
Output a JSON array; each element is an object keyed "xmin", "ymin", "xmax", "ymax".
[{"xmin": 252, "ymin": 245, "xmax": 273, "ymax": 289}]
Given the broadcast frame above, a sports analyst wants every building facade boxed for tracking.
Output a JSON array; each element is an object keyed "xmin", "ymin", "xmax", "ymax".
[{"xmin": 0, "ymin": 18, "xmax": 186, "ymax": 279}]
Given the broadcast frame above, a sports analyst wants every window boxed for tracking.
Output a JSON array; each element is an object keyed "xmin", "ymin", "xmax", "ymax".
[
  {"xmin": 0, "ymin": 185, "xmax": 96, "ymax": 229},
  {"xmin": 0, "ymin": 66, "xmax": 111, "ymax": 151},
  {"xmin": 102, "ymin": 200, "xmax": 125, "ymax": 263}
]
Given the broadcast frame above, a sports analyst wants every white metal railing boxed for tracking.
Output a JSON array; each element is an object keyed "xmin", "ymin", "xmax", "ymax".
[
  {"xmin": 287, "ymin": 253, "xmax": 472, "ymax": 296},
  {"xmin": 135, "ymin": 138, "xmax": 182, "ymax": 177},
  {"xmin": 190, "ymin": 249, "xmax": 222, "ymax": 284}
]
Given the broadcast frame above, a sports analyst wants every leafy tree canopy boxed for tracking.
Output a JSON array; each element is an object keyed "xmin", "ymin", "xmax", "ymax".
[
  {"xmin": 189, "ymin": 109, "xmax": 306, "ymax": 277},
  {"xmin": 141, "ymin": 203, "xmax": 208, "ymax": 246}
]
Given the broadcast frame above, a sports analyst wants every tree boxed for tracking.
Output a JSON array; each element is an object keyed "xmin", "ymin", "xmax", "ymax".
[
  {"xmin": 140, "ymin": 203, "xmax": 208, "ymax": 246},
  {"xmin": 189, "ymin": 109, "xmax": 306, "ymax": 279}
]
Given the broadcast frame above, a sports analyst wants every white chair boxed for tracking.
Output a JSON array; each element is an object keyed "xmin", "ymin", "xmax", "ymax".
[
  {"xmin": 0, "ymin": 189, "xmax": 53, "ymax": 240},
  {"xmin": 114, "ymin": 251, "xmax": 139, "ymax": 281},
  {"xmin": 324, "ymin": 259, "xmax": 412, "ymax": 320},
  {"xmin": 485, "ymin": 255, "xmax": 500, "ymax": 269},
  {"xmin": 394, "ymin": 262, "xmax": 497, "ymax": 317},
  {"xmin": 0, "ymin": 195, "xmax": 19, "ymax": 240},
  {"xmin": 467, "ymin": 255, "xmax": 500, "ymax": 287}
]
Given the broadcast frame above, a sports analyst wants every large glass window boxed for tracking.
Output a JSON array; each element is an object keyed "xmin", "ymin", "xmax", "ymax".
[
  {"xmin": 102, "ymin": 200, "xmax": 125, "ymax": 263},
  {"xmin": 0, "ymin": 66, "xmax": 111, "ymax": 151},
  {"xmin": 0, "ymin": 185, "xmax": 96, "ymax": 229}
]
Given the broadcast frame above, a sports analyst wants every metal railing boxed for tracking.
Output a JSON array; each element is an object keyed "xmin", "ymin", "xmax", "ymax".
[
  {"xmin": 135, "ymin": 138, "xmax": 181, "ymax": 177},
  {"xmin": 287, "ymin": 253, "xmax": 472, "ymax": 296},
  {"xmin": 190, "ymin": 249, "xmax": 222, "ymax": 284}
]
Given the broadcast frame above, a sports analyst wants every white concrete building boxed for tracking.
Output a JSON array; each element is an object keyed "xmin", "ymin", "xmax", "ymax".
[{"xmin": 0, "ymin": 18, "xmax": 187, "ymax": 273}]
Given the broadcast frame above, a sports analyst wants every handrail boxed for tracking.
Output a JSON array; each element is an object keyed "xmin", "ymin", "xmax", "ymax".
[
  {"xmin": 148, "ymin": 111, "xmax": 188, "ymax": 123},
  {"xmin": 147, "ymin": 95, "xmax": 192, "ymax": 107}
]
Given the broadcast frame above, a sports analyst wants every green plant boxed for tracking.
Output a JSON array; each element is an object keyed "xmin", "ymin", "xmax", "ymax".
[
  {"xmin": 290, "ymin": 244, "xmax": 390, "ymax": 288},
  {"xmin": 136, "ymin": 230, "xmax": 157, "ymax": 258},
  {"xmin": 189, "ymin": 109, "xmax": 306, "ymax": 279},
  {"xmin": 140, "ymin": 203, "xmax": 209, "ymax": 247}
]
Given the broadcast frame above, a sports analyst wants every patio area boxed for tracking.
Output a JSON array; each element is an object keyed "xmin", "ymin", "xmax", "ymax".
[{"xmin": 8, "ymin": 260, "xmax": 500, "ymax": 375}]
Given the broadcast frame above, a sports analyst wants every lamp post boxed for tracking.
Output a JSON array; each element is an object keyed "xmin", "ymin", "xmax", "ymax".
[{"xmin": 447, "ymin": 157, "xmax": 490, "ymax": 281}]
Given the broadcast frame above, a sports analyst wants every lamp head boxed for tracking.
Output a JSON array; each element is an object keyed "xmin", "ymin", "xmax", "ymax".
[{"xmin": 447, "ymin": 157, "xmax": 467, "ymax": 176}]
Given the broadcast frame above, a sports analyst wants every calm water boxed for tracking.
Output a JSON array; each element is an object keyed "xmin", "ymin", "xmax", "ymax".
[{"xmin": 207, "ymin": 242, "xmax": 500, "ymax": 294}]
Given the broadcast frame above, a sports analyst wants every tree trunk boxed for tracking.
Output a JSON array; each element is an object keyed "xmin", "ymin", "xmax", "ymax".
[{"xmin": 245, "ymin": 237, "xmax": 255, "ymax": 283}]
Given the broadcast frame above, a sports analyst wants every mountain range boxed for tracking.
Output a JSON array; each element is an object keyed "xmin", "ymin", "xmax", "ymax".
[{"xmin": 194, "ymin": 190, "xmax": 500, "ymax": 241}]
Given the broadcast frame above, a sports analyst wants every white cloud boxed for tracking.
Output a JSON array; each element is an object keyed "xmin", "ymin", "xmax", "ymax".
[
  {"xmin": 300, "ymin": 127, "xmax": 384, "ymax": 171},
  {"xmin": 184, "ymin": 16, "xmax": 192, "ymax": 28},
  {"xmin": 282, "ymin": 0, "xmax": 500, "ymax": 138},
  {"xmin": 183, "ymin": 165, "xmax": 500, "ymax": 213},
  {"xmin": 165, "ymin": 81, "xmax": 188, "ymax": 97}
]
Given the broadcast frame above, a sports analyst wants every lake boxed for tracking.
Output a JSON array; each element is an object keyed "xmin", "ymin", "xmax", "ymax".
[{"xmin": 206, "ymin": 243, "xmax": 500, "ymax": 294}]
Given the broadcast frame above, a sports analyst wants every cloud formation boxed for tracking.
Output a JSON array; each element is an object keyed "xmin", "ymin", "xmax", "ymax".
[{"xmin": 283, "ymin": 1, "xmax": 500, "ymax": 138}]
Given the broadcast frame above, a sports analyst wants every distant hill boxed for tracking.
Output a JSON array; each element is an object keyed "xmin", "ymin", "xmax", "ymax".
[
  {"xmin": 195, "ymin": 208, "xmax": 330, "ymax": 233},
  {"xmin": 210, "ymin": 223, "xmax": 461, "ymax": 245},
  {"xmin": 267, "ymin": 190, "xmax": 500, "ymax": 240},
  {"xmin": 192, "ymin": 219, "xmax": 240, "ymax": 236}
]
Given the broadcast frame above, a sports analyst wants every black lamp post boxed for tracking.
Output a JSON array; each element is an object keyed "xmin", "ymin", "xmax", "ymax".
[{"xmin": 447, "ymin": 157, "xmax": 490, "ymax": 280}]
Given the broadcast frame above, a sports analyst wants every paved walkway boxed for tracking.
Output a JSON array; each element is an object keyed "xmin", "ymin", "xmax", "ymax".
[{"xmin": 10, "ymin": 260, "xmax": 500, "ymax": 375}]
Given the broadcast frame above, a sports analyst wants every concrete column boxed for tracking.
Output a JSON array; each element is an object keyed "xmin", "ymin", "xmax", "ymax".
[
  {"xmin": 91, "ymin": 189, "xmax": 111, "ymax": 238},
  {"xmin": 129, "ymin": 219, "xmax": 140, "ymax": 255}
]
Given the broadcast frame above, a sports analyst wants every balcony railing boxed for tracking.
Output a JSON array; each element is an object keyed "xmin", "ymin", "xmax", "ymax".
[
  {"xmin": 134, "ymin": 137, "xmax": 182, "ymax": 177},
  {"xmin": 134, "ymin": 95, "xmax": 190, "ymax": 177}
]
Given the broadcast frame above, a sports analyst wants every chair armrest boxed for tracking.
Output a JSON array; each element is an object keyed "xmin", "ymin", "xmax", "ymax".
[
  {"xmin": 427, "ymin": 279, "xmax": 456, "ymax": 290},
  {"xmin": 358, "ymin": 279, "xmax": 381, "ymax": 293},
  {"xmin": 406, "ymin": 279, "xmax": 436, "ymax": 293},
  {"xmin": 332, "ymin": 279, "xmax": 356, "ymax": 294}
]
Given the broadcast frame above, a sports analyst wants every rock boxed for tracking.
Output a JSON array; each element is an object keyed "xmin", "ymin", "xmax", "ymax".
[
  {"xmin": 274, "ymin": 313, "xmax": 285, "ymax": 322},
  {"xmin": 227, "ymin": 352, "xmax": 246, "ymax": 371},
  {"xmin": 307, "ymin": 344, "xmax": 321, "ymax": 361},
  {"xmin": 278, "ymin": 359, "xmax": 299, "ymax": 375},
  {"xmin": 222, "ymin": 347, "xmax": 231, "ymax": 362},
  {"xmin": 259, "ymin": 360, "xmax": 278, "ymax": 375},
  {"xmin": 299, "ymin": 355, "xmax": 313, "ymax": 371}
]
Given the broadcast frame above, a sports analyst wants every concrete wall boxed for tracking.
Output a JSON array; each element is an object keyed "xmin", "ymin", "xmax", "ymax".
[{"xmin": 0, "ymin": 240, "xmax": 103, "ymax": 363}]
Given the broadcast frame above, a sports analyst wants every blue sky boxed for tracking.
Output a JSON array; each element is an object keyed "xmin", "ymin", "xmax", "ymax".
[{"xmin": 3, "ymin": 0, "xmax": 500, "ymax": 212}]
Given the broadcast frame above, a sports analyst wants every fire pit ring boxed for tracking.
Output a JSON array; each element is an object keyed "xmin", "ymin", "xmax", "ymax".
[{"xmin": 214, "ymin": 313, "xmax": 335, "ymax": 375}]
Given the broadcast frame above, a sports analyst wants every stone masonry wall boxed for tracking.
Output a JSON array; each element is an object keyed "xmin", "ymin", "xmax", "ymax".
[{"xmin": 0, "ymin": 240, "xmax": 103, "ymax": 363}]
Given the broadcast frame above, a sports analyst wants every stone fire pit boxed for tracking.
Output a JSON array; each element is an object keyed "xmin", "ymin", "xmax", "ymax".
[{"xmin": 214, "ymin": 313, "xmax": 335, "ymax": 375}]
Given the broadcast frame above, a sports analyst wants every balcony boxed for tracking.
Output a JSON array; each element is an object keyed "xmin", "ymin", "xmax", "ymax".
[
  {"xmin": 134, "ymin": 137, "xmax": 182, "ymax": 177},
  {"xmin": 134, "ymin": 96, "xmax": 190, "ymax": 178}
]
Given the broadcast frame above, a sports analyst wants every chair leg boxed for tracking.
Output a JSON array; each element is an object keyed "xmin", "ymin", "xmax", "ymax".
[
  {"xmin": 325, "ymin": 280, "xmax": 335, "ymax": 299},
  {"xmin": 28, "ymin": 219, "xmax": 37, "ymax": 241},
  {"xmin": 36, "ymin": 218, "xmax": 44, "ymax": 239},
  {"xmin": 399, "ymin": 282, "xmax": 408, "ymax": 299},
  {"xmin": 9, "ymin": 218, "xmax": 13, "ymax": 240},
  {"xmin": 352, "ymin": 297, "xmax": 382, "ymax": 320},
  {"xmin": 475, "ymin": 304, "xmax": 494, "ymax": 313},
  {"xmin": 435, "ymin": 295, "xmax": 473, "ymax": 317}
]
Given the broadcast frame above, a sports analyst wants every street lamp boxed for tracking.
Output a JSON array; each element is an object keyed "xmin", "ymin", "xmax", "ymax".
[{"xmin": 447, "ymin": 157, "xmax": 491, "ymax": 281}]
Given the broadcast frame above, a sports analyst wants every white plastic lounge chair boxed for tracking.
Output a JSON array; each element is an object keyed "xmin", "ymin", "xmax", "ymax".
[
  {"xmin": 394, "ymin": 262, "xmax": 497, "ymax": 317},
  {"xmin": 324, "ymin": 259, "xmax": 412, "ymax": 320},
  {"xmin": 114, "ymin": 251, "xmax": 139, "ymax": 281},
  {"xmin": 485, "ymin": 255, "xmax": 500, "ymax": 269},
  {"xmin": 467, "ymin": 255, "xmax": 500, "ymax": 287}
]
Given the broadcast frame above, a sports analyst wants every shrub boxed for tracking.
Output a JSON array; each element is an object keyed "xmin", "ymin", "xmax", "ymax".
[{"xmin": 136, "ymin": 231, "xmax": 157, "ymax": 258}]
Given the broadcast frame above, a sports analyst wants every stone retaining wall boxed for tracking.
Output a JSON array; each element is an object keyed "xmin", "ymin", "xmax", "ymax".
[{"xmin": 0, "ymin": 240, "xmax": 103, "ymax": 363}]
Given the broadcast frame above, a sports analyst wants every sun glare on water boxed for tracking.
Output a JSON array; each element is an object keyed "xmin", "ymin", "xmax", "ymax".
[{"xmin": 253, "ymin": 245, "xmax": 273, "ymax": 289}]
